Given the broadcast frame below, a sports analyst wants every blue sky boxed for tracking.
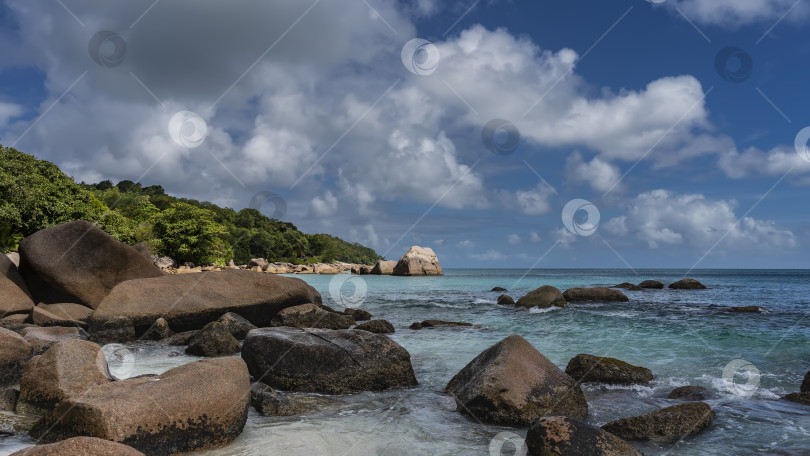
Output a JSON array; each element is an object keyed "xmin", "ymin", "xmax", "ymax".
[{"xmin": 1, "ymin": 0, "xmax": 809, "ymax": 269}]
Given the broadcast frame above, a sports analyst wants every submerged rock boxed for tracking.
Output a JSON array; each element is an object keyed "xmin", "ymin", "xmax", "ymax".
[
  {"xmin": 445, "ymin": 335, "xmax": 588, "ymax": 426},
  {"xmin": 637, "ymin": 280, "xmax": 664, "ymax": 289},
  {"xmin": 723, "ymin": 306, "xmax": 766, "ymax": 313},
  {"xmin": 516, "ymin": 285, "xmax": 566, "ymax": 309},
  {"xmin": 250, "ymin": 382, "xmax": 300, "ymax": 416},
  {"xmin": 565, "ymin": 354, "xmax": 653, "ymax": 385},
  {"xmin": 354, "ymin": 319, "xmax": 395, "ymax": 334},
  {"xmin": 668, "ymin": 278, "xmax": 707, "ymax": 290},
  {"xmin": 31, "ymin": 357, "xmax": 250, "ymax": 456},
  {"xmin": 497, "ymin": 294, "xmax": 515, "ymax": 305},
  {"xmin": 563, "ymin": 288, "xmax": 629, "ymax": 302},
  {"xmin": 17, "ymin": 221, "xmax": 164, "ymax": 308},
  {"xmin": 242, "ymin": 327, "xmax": 417, "ymax": 394},
  {"xmin": 491, "ymin": 287, "xmax": 507, "ymax": 292},
  {"xmin": 667, "ymin": 386, "xmax": 716, "ymax": 401},
  {"xmin": 91, "ymin": 270, "xmax": 321, "ymax": 333},
  {"xmin": 783, "ymin": 392, "xmax": 810, "ymax": 406},
  {"xmin": 601, "ymin": 402, "xmax": 715, "ymax": 441},
  {"xmin": 802, "ymin": 370, "xmax": 810, "ymax": 393},
  {"xmin": 526, "ymin": 416, "xmax": 642, "ymax": 456},
  {"xmin": 392, "ymin": 246, "xmax": 443, "ymax": 276},
  {"xmin": 612, "ymin": 282, "xmax": 642, "ymax": 291},
  {"xmin": 185, "ymin": 321, "xmax": 241, "ymax": 357},
  {"xmin": 271, "ymin": 303, "xmax": 355, "ymax": 330},
  {"xmin": 420, "ymin": 320, "xmax": 472, "ymax": 328},
  {"xmin": 10, "ymin": 437, "xmax": 146, "ymax": 456}
]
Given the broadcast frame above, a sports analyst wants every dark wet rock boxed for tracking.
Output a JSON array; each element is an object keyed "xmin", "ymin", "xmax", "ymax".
[
  {"xmin": 0, "ymin": 328, "xmax": 33, "ymax": 389},
  {"xmin": 18, "ymin": 340, "xmax": 110, "ymax": 415},
  {"xmin": 497, "ymin": 294, "xmax": 515, "ymax": 305},
  {"xmin": 668, "ymin": 278, "xmax": 707, "ymax": 290},
  {"xmin": 17, "ymin": 221, "xmax": 164, "ymax": 308},
  {"xmin": 354, "ymin": 319, "xmax": 395, "ymax": 334},
  {"xmin": 30, "ymin": 357, "xmax": 250, "ymax": 456},
  {"xmin": 0, "ymin": 253, "xmax": 34, "ymax": 317},
  {"xmin": 21, "ymin": 327, "xmax": 89, "ymax": 355},
  {"xmin": 612, "ymin": 282, "xmax": 641, "ymax": 291},
  {"xmin": 802, "ymin": 370, "xmax": 810, "ymax": 393},
  {"xmin": 270, "ymin": 303, "xmax": 355, "ymax": 330},
  {"xmin": 371, "ymin": 260, "xmax": 397, "ymax": 275},
  {"xmin": 563, "ymin": 288, "xmax": 629, "ymax": 303},
  {"xmin": 88, "ymin": 316, "xmax": 135, "ymax": 344},
  {"xmin": 667, "ymin": 386, "xmax": 716, "ymax": 401},
  {"xmin": 526, "ymin": 416, "xmax": 642, "ymax": 456},
  {"xmin": 343, "ymin": 308, "xmax": 372, "ymax": 322},
  {"xmin": 409, "ymin": 322, "xmax": 423, "ymax": 330},
  {"xmin": 783, "ymin": 392, "xmax": 810, "ymax": 406},
  {"xmin": 516, "ymin": 286, "xmax": 566, "ymax": 309},
  {"xmin": 185, "ymin": 321, "xmax": 241, "ymax": 357},
  {"xmin": 165, "ymin": 330, "xmax": 197, "ymax": 346},
  {"xmin": 601, "ymin": 402, "xmax": 715, "ymax": 441},
  {"xmin": 638, "ymin": 280, "xmax": 664, "ymax": 289},
  {"xmin": 445, "ymin": 335, "xmax": 588, "ymax": 426},
  {"xmin": 91, "ymin": 270, "xmax": 321, "ymax": 333},
  {"xmin": 250, "ymin": 382, "xmax": 299, "ymax": 416},
  {"xmin": 10, "ymin": 437, "xmax": 146, "ymax": 456},
  {"xmin": 421, "ymin": 320, "xmax": 472, "ymax": 328},
  {"xmin": 141, "ymin": 318, "xmax": 172, "ymax": 341},
  {"xmin": 242, "ymin": 327, "xmax": 417, "ymax": 394},
  {"xmin": 491, "ymin": 287, "xmax": 507, "ymax": 292},
  {"xmin": 392, "ymin": 246, "xmax": 443, "ymax": 276},
  {"xmin": 723, "ymin": 306, "xmax": 766, "ymax": 313},
  {"xmin": 565, "ymin": 354, "xmax": 653, "ymax": 385},
  {"xmin": 217, "ymin": 312, "xmax": 256, "ymax": 340}
]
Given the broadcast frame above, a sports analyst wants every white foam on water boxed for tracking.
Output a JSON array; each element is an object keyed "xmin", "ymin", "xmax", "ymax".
[{"xmin": 529, "ymin": 306, "xmax": 563, "ymax": 314}]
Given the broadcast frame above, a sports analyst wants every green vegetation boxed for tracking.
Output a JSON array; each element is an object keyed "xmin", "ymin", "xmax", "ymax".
[{"xmin": 0, "ymin": 145, "xmax": 381, "ymax": 266}]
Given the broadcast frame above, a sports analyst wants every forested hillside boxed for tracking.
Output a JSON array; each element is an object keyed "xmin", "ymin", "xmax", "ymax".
[{"xmin": 0, "ymin": 145, "xmax": 381, "ymax": 266}]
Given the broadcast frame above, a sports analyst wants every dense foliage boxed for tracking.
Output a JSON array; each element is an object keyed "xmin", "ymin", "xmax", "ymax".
[{"xmin": 0, "ymin": 145, "xmax": 381, "ymax": 266}]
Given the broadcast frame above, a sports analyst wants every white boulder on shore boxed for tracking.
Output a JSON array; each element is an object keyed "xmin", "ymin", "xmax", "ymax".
[{"xmin": 393, "ymin": 246, "xmax": 443, "ymax": 276}]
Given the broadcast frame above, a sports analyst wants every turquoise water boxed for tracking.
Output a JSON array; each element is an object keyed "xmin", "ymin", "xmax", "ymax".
[{"xmin": 2, "ymin": 269, "xmax": 809, "ymax": 455}]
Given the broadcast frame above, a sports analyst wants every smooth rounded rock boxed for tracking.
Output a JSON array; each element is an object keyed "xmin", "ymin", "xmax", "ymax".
[
  {"xmin": 516, "ymin": 286, "xmax": 566, "ymax": 309},
  {"xmin": 0, "ymin": 254, "xmax": 34, "ymax": 317},
  {"xmin": 10, "ymin": 437, "xmax": 145, "ymax": 455},
  {"xmin": 217, "ymin": 312, "xmax": 256, "ymax": 340},
  {"xmin": 526, "ymin": 416, "xmax": 642, "ymax": 456},
  {"xmin": 185, "ymin": 321, "xmax": 241, "ymax": 357},
  {"xmin": 270, "ymin": 303, "xmax": 355, "ymax": 330},
  {"xmin": 668, "ymin": 278, "xmax": 707, "ymax": 290},
  {"xmin": 563, "ymin": 288, "xmax": 629, "ymax": 303},
  {"xmin": 565, "ymin": 354, "xmax": 653, "ymax": 385},
  {"xmin": 354, "ymin": 319, "xmax": 395, "ymax": 334},
  {"xmin": 601, "ymin": 402, "xmax": 715, "ymax": 441},
  {"xmin": 637, "ymin": 280, "xmax": 664, "ymax": 289},
  {"xmin": 667, "ymin": 386, "xmax": 716, "ymax": 401}
]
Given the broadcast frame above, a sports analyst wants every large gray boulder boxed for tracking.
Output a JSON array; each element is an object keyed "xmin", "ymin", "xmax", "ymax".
[
  {"xmin": 21, "ymin": 327, "xmax": 89, "ymax": 355},
  {"xmin": 30, "ymin": 357, "xmax": 250, "ymax": 456},
  {"xmin": 0, "ymin": 327, "xmax": 33, "ymax": 388},
  {"xmin": 33, "ymin": 304, "xmax": 93, "ymax": 325},
  {"xmin": 270, "ymin": 303, "xmax": 355, "ymax": 330},
  {"xmin": 392, "ymin": 246, "xmax": 443, "ymax": 276},
  {"xmin": 445, "ymin": 335, "xmax": 588, "ymax": 426},
  {"xmin": 18, "ymin": 339, "xmax": 110, "ymax": 415},
  {"xmin": 17, "ymin": 221, "xmax": 165, "ymax": 308},
  {"xmin": 565, "ymin": 354, "xmax": 653, "ymax": 385},
  {"xmin": 516, "ymin": 285, "xmax": 566, "ymax": 309},
  {"xmin": 90, "ymin": 270, "xmax": 321, "ymax": 333},
  {"xmin": 242, "ymin": 327, "xmax": 417, "ymax": 394},
  {"xmin": 10, "ymin": 437, "xmax": 145, "ymax": 456},
  {"xmin": 526, "ymin": 416, "xmax": 642, "ymax": 456},
  {"xmin": 0, "ymin": 253, "xmax": 35, "ymax": 317},
  {"xmin": 601, "ymin": 402, "xmax": 715, "ymax": 441},
  {"xmin": 217, "ymin": 312, "xmax": 256, "ymax": 340},
  {"xmin": 563, "ymin": 287, "xmax": 629, "ymax": 303},
  {"xmin": 185, "ymin": 321, "xmax": 241, "ymax": 357},
  {"xmin": 370, "ymin": 260, "xmax": 397, "ymax": 275}
]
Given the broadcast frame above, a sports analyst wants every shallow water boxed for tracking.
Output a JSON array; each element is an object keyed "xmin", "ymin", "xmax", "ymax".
[{"xmin": 2, "ymin": 269, "xmax": 809, "ymax": 455}]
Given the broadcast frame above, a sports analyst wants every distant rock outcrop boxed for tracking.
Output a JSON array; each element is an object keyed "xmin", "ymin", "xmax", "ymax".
[
  {"xmin": 392, "ymin": 246, "xmax": 443, "ymax": 276},
  {"xmin": 516, "ymin": 286, "xmax": 566, "ymax": 309},
  {"xmin": 371, "ymin": 260, "xmax": 397, "ymax": 275},
  {"xmin": 563, "ymin": 287, "xmax": 629, "ymax": 303},
  {"xmin": 669, "ymin": 278, "xmax": 707, "ymax": 290}
]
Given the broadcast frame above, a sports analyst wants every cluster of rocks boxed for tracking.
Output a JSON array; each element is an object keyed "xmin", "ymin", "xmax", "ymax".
[
  {"xmin": 0, "ymin": 221, "xmax": 418, "ymax": 455},
  {"xmin": 152, "ymin": 245, "xmax": 443, "ymax": 277},
  {"xmin": 613, "ymin": 278, "xmax": 708, "ymax": 290},
  {"xmin": 445, "ymin": 335, "xmax": 718, "ymax": 455}
]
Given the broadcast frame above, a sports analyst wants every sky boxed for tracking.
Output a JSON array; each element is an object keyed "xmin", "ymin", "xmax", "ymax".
[{"xmin": 1, "ymin": 0, "xmax": 809, "ymax": 269}]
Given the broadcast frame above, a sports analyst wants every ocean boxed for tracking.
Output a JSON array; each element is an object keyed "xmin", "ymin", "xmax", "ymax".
[{"xmin": 2, "ymin": 269, "xmax": 809, "ymax": 455}]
